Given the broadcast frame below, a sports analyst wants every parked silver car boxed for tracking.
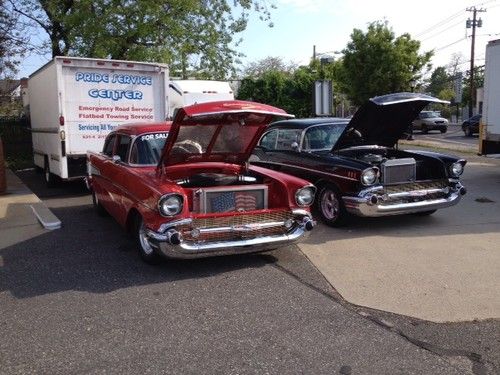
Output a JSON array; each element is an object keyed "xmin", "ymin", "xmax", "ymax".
[{"xmin": 412, "ymin": 111, "xmax": 448, "ymax": 133}]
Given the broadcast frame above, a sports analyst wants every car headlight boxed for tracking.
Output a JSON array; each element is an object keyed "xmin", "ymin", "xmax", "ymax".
[
  {"xmin": 158, "ymin": 193, "xmax": 183, "ymax": 217},
  {"xmin": 450, "ymin": 161, "xmax": 464, "ymax": 177},
  {"xmin": 295, "ymin": 186, "xmax": 316, "ymax": 207},
  {"xmin": 361, "ymin": 168, "xmax": 378, "ymax": 185}
]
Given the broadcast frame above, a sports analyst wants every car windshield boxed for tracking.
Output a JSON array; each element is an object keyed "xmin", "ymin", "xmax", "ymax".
[
  {"xmin": 420, "ymin": 112, "xmax": 441, "ymax": 119},
  {"xmin": 130, "ymin": 132, "xmax": 169, "ymax": 165},
  {"xmin": 303, "ymin": 123, "xmax": 347, "ymax": 151}
]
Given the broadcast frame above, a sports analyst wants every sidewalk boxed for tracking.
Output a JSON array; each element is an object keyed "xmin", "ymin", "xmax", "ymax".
[{"xmin": 0, "ymin": 169, "xmax": 60, "ymax": 250}]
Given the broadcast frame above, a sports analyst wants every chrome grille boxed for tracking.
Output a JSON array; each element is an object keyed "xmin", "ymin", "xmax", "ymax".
[
  {"xmin": 180, "ymin": 210, "xmax": 294, "ymax": 242},
  {"xmin": 381, "ymin": 158, "xmax": 416, "ymax": 185},
  {"xmin": 383, "ymin": 180, "xmax": 448, "ymax": 194}
]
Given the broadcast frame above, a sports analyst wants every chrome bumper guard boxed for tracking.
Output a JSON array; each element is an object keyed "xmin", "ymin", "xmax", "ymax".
[
  {"xmin": 145, "ymin": 209, "xmax": 314, "ymax": 259},
  {"xmin": 343, "ymin": 181, "xmax": 466, "ymax": 217}
]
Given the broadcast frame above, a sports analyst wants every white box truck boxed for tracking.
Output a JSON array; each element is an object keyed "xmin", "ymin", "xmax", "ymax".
[
  {"xmin": 29, "ymin": 56, "xmax": 169, "ymax": 184},
  {"xmin": 479, "ymin": 39, "xmax": 500, "ymax": 155},
  {"xmin": 167, "ymin": 79, "xmax": 234, "ymax": 118}
]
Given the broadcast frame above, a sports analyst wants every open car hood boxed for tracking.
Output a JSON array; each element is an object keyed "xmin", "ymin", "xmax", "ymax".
[
  {"xmin": 333, "ymin": 93, "xmax": 449, "ymax": 150},
  {"xmin": 159, "ymin": 100, "xmax": 294, "ymax": 167}
]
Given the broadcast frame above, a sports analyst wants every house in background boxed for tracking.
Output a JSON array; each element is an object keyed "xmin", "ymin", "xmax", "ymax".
[{"xmin": 0, "ymin": 78, "xmax": 28, "ymax": 117}]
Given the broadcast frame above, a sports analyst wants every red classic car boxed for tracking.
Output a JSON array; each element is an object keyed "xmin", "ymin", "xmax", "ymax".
[{"xmin": 86, "ymin": 101, "xmax": 315, "ymax": 263}]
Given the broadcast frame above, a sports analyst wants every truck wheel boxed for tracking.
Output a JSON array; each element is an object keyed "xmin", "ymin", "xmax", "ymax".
[
  {"xmin": 91, "ymin": 190, "xmax": 108, "ymax": 217},
  {"xmin": 134, "ymin": 215, "xmax": 162, "ymax": 265},
  {"xmin": 315, "ymin": 184, "xmax": 348, "ymax": 227},
  {"xmin": 43, "ymin": 158, "xmax": 57, "ymax": 187}
]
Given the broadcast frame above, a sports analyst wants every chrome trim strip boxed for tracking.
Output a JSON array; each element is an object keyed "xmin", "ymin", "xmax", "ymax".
[
  {"xmin": 157, "ymin": 218, "xmax": 194, "ymax": 233},
  {"xmin": 50, "ymin": 154, "xmax": 60, "ymax": 161},
  {"xmin": 195, "ymin": 221, "xmax": 286, "ymax": 234},
  {"xmin": 254, "ymin": 160, "xmax": 359, "ymax": 182},
  {"xmin": 189, "ymin": 109, "xmax": 295, "ymax": 118},
  {"xmin": 384, "ymin": 187, "xmax": 449, "ymax": 199}
]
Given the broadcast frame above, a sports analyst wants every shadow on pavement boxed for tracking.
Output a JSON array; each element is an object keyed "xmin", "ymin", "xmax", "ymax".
[{"xmin": 0, "ymin": 201, "xmax": 273, "ymax": 299}]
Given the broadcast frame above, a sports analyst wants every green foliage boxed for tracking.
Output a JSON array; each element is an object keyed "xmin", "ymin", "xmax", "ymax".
[
  {"xmin": 437, "ymin": 88, "xmax": 455, "ymax": 102},
  {"xmin": 10, "ymin": 0, "xmax": 275, "ymax": 78},
  {"xmin": 336, "ymin": 21, "xmax": 432, "ymax": 105},
  {"xmin": 427, "ymin": 67, "xmax": 452, "ymax": 97},
  {"xmin": 238, "ymin": 62, "xmax": 325, "ymax": 117},
  {"xmin": 461, "ymin": 66, "xmax": 484, "ymax": 107},
  {"xmin": 0, "ymin": 0, "xmax": 29, "ymax": 79}
]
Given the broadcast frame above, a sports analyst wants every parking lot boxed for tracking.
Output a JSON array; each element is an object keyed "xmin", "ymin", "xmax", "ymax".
[{"xmin": 1, "ymin": 140, "xmax": 499, "ymax": 374}]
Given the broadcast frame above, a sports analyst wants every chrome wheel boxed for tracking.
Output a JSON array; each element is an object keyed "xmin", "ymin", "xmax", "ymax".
[
  {"xmin": 316, "ymin": 184, "xmax": 347, "ymax": 227},
  {"xmin": 320, "ymin": 189, "xmax": 340, "ymax": 221},
  {"xmin": 138, "ymin": 220, "xmax": 154, "ymax": 255},
  {"xmin": 135, "ymin": 215, "xmax": 162, "ymax": 264}
]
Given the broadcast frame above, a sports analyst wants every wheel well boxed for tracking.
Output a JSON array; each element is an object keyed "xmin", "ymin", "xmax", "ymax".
[
  {"xmin": 314, "ymin": 178, "xmax": 340, "ymax": 193},
  {"xmin": 126, "ymin": 208, "xmax": 141, "ymax": 233}
]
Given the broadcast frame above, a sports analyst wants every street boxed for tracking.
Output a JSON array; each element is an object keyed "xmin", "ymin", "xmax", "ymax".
[
  {"xmin": 0, "ymin": 145, "xmax": 499, "ymax": 374},
  {"xmin": 411, "ymin": 123, "xmax": 479, "ymax": 150}
]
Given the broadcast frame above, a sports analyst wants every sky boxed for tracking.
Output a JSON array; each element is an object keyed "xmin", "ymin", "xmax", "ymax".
[{"xmin": 17, "ymin": 0, "xmax": 500, "ymax": 78}]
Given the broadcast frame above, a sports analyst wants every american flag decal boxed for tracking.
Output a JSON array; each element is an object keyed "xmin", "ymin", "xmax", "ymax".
[
  {"xmin": 210, "ymin": 191, "xmax": 258, "ymax": 212},
  {"xmin": 235, "ymin": 192, "xmax": 257, "ymax": 211}
]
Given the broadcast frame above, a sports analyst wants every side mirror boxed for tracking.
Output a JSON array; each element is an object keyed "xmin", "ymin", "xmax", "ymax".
[
  {"xmin": 112, "ymin": 155, "xmax": 121, "ymax": 163},
  {"xmin": 291, "ymin": 142, "xmax": 299, "ymax": 151}
]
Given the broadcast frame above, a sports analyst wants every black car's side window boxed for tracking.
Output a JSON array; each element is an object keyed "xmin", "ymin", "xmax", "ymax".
[
  {"xmin": 275, "ymin": 129, "xmax": 302, "ymax": 150},
  {"xmin": 260, "ymin": 130, "xmax": 278, "ymax": 150},
  {"xmin": 103, "ymin": 135, "xmax": 116, "ymax": 157}
]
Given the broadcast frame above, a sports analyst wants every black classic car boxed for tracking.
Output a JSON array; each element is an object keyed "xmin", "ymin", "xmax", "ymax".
[{"xmin": 251, "ymin": 93, "xmax": 467, "ymax": 226}]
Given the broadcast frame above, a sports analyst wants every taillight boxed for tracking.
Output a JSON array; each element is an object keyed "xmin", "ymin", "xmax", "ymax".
[{"xmin": 59, "ymin": 116, "xmax": 65, "ymax": 126}]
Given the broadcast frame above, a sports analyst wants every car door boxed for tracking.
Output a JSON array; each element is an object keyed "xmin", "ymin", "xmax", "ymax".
[
  {"xmin": 103, "ymin": 134, "xmax": 133, "ymax": 223},
  {"xmin": 254, "ymin": 128, "xmax": 318, "ymax": 175},
  {"xmin": 94, "ymin": 134, "xmax": 118, "ymax": 213}
]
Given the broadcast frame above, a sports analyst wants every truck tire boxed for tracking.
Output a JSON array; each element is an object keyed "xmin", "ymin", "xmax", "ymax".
[{"xmin": 44, "ymin": 157, "xmax": 57, "ymax": 187}]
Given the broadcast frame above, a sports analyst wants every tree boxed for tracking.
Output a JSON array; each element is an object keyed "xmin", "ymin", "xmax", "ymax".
[
  {"xmin": 237, "ymin": 60, "xmax": 331, "ymax": 117},
  {"xmin": 461, "ymin": 66, "xmax": 484, "ymax": 108},
  {"xmin": 0, "ymin": 0, "xmax": 29, "ymax": 80},
  {"xmin": 9, "ymin": 0, "xmax": 275, "ymax": 78},
  {"xmin": 336, "ymin": 21, "xmax": 432, "ymax": 105},
  {"xmin": 242, "ymin": 56, "xmax": 297, "ymax": 77},
  {"xmin": 427, "ymin": 67, "xmax": 452, "ymax": 97}
]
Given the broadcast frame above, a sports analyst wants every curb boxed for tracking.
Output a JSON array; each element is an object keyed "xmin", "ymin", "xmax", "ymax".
[
  {"xmin": 3, "ymin": 169, "xmax": 61, "ymax": 231},
  {"xmin": 30, "ymin": 202, "xmax": 62, "ymax": 230}
]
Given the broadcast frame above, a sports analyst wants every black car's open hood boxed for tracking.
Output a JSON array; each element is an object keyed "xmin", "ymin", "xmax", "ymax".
[{"xmin": 333, "ymin": 93, "xmax": 449, "ymax": 150}]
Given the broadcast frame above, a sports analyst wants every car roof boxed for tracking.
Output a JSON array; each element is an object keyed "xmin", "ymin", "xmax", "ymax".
[
  {"xmin": 113, "ymin": 122, "xmax": 172, "ymax": 136},
  {"xmin": 269, "ymin": 117, "xmax": 349, "ymax": 130}
]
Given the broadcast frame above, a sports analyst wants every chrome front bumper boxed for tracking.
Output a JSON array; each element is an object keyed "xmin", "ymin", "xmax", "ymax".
[
  {"xmin": 343, "ymin": 182, "xmax": 466, "ymax": 217},
  {"xmin": 145, "ymin": 209, "xmax": 314, "ymax": 259}
]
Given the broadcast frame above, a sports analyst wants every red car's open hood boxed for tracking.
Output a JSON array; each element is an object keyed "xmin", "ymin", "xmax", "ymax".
[{"xmin": 158, "ymin": 100, "xmax": 294, "ymax": 167}]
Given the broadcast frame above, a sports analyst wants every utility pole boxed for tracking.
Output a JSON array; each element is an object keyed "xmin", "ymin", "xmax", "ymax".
[{"xmin": 466, "ymin": 6, "xmax": 486, "ymax": 118}]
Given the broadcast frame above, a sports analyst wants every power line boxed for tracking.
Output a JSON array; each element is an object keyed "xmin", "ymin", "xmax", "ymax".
[
  {"xmin": 415, "ymin": 10, "xmax": 465, "ymax": 37},
  {"xmin": 420, "ymin": 18, "xmax": 468, "ymax": 42}
]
